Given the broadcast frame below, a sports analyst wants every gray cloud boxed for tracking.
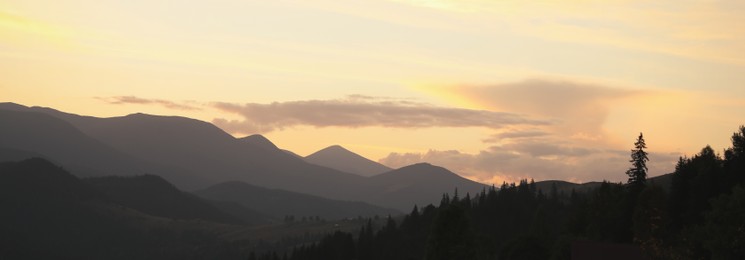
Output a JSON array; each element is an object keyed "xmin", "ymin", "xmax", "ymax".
[
  {"xmin": 379, "ymin": 141, "xmax": 680, "ymax": 185},
  {"xmin": 502, "ymin": 140, "xmax": 597, "ymax": 157},
  {"xmin": 211, "ymin": 96, "xmax": 550, "ymax": 134},
  {"xmin": 494, "ymin": 130, "xmax": 548, "ymax": 140},
  {"xmin": 98, "ymin": 96, "xmax": 200, "ymax": 111}
]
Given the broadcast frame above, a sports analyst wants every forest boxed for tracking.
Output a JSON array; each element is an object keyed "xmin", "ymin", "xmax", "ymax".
[{"xmin": 255, "ymin": 126, "xmax": 745, "ymax": 260}]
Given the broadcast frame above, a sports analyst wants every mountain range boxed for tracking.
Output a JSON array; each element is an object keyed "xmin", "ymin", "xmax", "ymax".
[{"xmin": 0, "ymin": 102, "xmax": 487, "ymax": 212}]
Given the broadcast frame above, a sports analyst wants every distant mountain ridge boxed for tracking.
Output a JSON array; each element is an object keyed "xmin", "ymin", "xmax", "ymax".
[
  {"xmin": 0, "ymin": 102, "xmax": 488, "ymax": 211},
  {"xmin": 367, "ymin": 163, "xmax": 486, "ymax": 210},
  {"xmin": 304, "ymin": 145, "xmax": 392, "ymax": 177},
  {"xmin": 195, "ymin": 181, "xmax": 400, "ymax": 220}
]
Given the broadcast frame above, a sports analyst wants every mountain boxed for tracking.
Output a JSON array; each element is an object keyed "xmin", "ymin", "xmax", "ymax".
[
  {"xmin": 0, "ymin": 103, "xmax": 369, "ymax": 195},
  {"xmin": 239, "ymin": 134, "xmax": 279, "ymax": 151},
  {"xmin": 534, "ymin": 180, "xmax": 603, "ymax": 196},
  {"xmin": 304, "ymin": 145, "xmax": 392, "ymax": 177},
  {"xmin": 367, "ymin": 163, "xmax": 487, "ymax": 211},
  {"xmin": 534, "ymin": 173, "xmax": 674, "ymax": 197},
  {"xmin": 0, "ymin": 109, "xmax": 144, "ymax": 177},
  {"xmin": 195, "ymin": 181, "xmax": 400, "ymax": 220},
  {"xmin": 648, "ymin": 173, "xmax": 674, "ymax": 191},
  {"xmin": 0, "ymin": 158, "xmax": 246, "ymax": 259},
  {"xmin": 0, "ymin": 103, "xmax": 489, "ymax": 212},
  {"xmin": 86, "ymin": 174, "xmax": 266, "ymax": 225},
  {"xmin": 0, "ymin": 147, "xmax": 44, "ymax": 163}
]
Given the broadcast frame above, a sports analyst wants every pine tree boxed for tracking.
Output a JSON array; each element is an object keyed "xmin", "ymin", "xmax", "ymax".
[{"xmin": 626, "ymin": 132, "xmax": 649, "ymax": 187}]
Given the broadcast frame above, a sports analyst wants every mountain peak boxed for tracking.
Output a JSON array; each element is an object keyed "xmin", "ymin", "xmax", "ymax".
[
  {"xmin": 305, "ymin": 145, "xmax": 392, "ymax": 177},
  {"xmin": 406, "ymin": 162, "xmax": 434, "ymax": 168},
  {"xmin": 320, "ymin": 145, "xmax": 349, "ymax": 152},
  {"xmin": 239, "ymin": 134, "xmax": 279, "ymax": 150},
  {"xmin": 393, "ymin": 162, "xmax": 452, "ymax": 177}
]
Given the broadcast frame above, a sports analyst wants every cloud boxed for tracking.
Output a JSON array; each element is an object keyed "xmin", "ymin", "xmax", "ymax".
[
  {"xmin": 502, "ymin": 140, "xmax": 597, "ymax": 157},
  {"xmin": 450, "ymin": 79, "xmax": 641, "ymax": 135},
  {"xmin": 495, "ymin": 130, "xmax": 548, "ymax": 139},
  {"xmin": 379, "ymin": 144, "xmax": 680, "ymax": 185},
  {"xmin": 397, "ymin": 79, "xmax": 681, "ymax": 183},
  {"xmin": 210, "ymin": 95, "xmax": 549, "ymax": 134},
  {"xmin": 98, "ymin": 96, "xmax": 200, "ymax": 111}
]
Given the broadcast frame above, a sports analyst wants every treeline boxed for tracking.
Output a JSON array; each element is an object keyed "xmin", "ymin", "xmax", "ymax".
[{"xmin": 255, "ymin": 126, "xmax": 745, "ymax": 260}]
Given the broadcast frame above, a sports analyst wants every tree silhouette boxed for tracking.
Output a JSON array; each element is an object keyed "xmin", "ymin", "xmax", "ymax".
[{"xmin": 626, "ymin": 132, "xmax": 649, "ymax": 188}]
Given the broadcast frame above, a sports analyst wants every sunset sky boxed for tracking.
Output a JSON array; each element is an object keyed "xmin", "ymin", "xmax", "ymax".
[{"xmin": 2, "ymin": 0, "xmax": 744, "ymax": 184}]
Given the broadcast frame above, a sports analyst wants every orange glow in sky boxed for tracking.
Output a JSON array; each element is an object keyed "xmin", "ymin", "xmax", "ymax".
[{"xmin": 2, "ymin": 0, "xmax": 744, "ymax": 184}]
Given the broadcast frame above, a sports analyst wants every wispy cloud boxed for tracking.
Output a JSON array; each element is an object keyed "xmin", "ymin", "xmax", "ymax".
[
  {"xmin": 97, "ymin": 96, "xmax": 200, "ymax": 111},
  {"xmin": 441, "ymin": 79, "xmax": 643, "ymax": 139},
  {"xmin": 399, "ymin": 78, "xmax": 680, "ymax": 184},
  {"xmin": 387, "ymin": 0, "xmax": 745, "ymax": 65},
  {"xmin": 210, "ymin": 95, "xmax": 549, "ymax": 134},
  {"xmin": 379, "ymin": 144, "xmax": 680, "ymax": 185}
]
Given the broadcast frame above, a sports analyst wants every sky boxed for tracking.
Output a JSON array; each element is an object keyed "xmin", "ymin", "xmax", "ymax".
[{"xmin": 2, "ymin": 0, "xmax": 744, "ymax": 184}]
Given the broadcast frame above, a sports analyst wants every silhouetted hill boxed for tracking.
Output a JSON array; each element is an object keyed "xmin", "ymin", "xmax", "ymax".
[
  {"xmin": 0, "ymin": 157, "xmax": 101, "ymax": 201},
  {"xmin": 0, "ymin": 147, "xmax": 43, "ymax": 163},
  {"xmin": 0, "ymin": 158, "xmax": 246, "ymax": 259},
  {"xmin": 368, "ymin": 163, "xmax": 487, "ymax": 210},
  {"xmin": 0, "ymin": 109, "xmax": 143, "ymax": 177},
  {"xmin": 239, "ymin": 134, "xmax": 280, "ymax": 151},
  {"xmin": 48, "ymin": 109, "xmax": 370, "ymax": 197},
  {"xmin": 86, "ymin": 174, "xmax": 255, "ymax": 225},
  {"xmin": 195, "ymin": 181, "xmax": 400, "ymax": 220},
  {"xmin": 283, "ymin": 149, "xmax": 304, "ymax": 159},
  {"xmin": 648, "ymin": 173, "xmax": 673, "ymax": 191},
  {"xmin": 534, "ymin": 180, "xmax": 603, "ymax": 196},
  {"xmin": 305, "ymin": 145, "xmax": 392, "ymax": 177},
  {"xmin": 0, "ymin": 103, "xmax": 495, "ymax": 212},
  {"xmin": 0, "ymin": 103, "xmax": 367, "ymax": 194},
  {"xmin": 534, "ymin": 173, "xmax": 673, "ymax": 197}
]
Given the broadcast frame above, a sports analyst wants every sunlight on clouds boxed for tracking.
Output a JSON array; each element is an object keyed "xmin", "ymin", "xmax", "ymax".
[{"xmin": 2, "ymin": 0, "xmax": 744, "ymax": 184}]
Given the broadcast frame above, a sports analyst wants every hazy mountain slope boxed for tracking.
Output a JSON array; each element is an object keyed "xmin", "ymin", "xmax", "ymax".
[
  {"xmin": 80, "ymin": 113, "xmax": 371, "ymax": 195},
  {"xmin": 0, "ymin": 147, "xmax": 44, "ymax": 163},
  {"xmin": 239, "ymin": 134, "xmax": 280, "ymax": 151},
  {"xmin": 534, "ymin": 180, "xmax": 603, "ymax": 196},
  {"xmin": 305, "ymin": 145, "xmax": 392, "ymax": 177},
  {"xmin": 0, "ymin": 103, "xmax": 369, "ymax": 196},
  {"xmin": 0, "ymin": 158, "xmax": 245, "ymax": 259},
  {"xmin": 86, "ymin": 174, "xmax": 257, "ymax": 225},
  {"xmin": 195, "ymin": 181, "xmax": 400, "ymax": 220},
  {"xmin": 534, "ymin": 173, "xmax": 673, "ymax": 196},
  {"xmin": 0, "ymin": 103, "xmax": 493, "ymax": 212},
  {"xmin": 0, "ymin": 110, "xmax": 142, "ymax": 177},
  {"xmin": 367, "ymin": 163, "xmax": 487, "ymax": 211}
]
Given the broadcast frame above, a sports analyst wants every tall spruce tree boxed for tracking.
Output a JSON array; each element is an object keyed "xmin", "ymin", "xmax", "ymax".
[{"xmin": 626, "ymin": 132, "xmax": 649, "ymax": 187}]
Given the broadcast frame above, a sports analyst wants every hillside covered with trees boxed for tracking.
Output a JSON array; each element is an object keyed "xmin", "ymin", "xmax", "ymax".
[{"xmin": 263, "ymin": 126, "xmax": 745, "ymax": 260}]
